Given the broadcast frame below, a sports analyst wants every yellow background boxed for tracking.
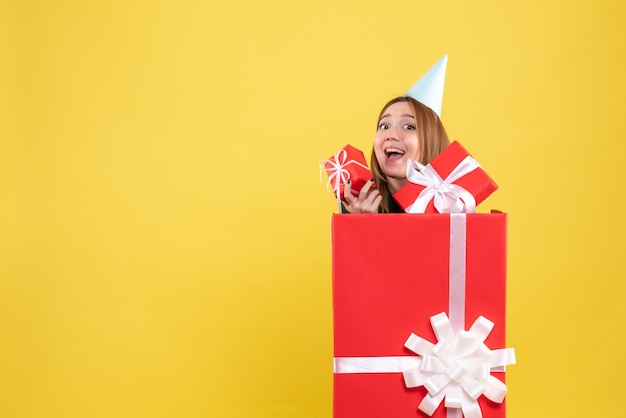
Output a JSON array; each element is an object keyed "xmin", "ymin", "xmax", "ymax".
[{"xmin": 1, "ymin": 1, "xmax": 625, "ymax": 417}]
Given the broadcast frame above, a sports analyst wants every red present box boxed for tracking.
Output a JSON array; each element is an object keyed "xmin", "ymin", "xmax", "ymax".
[
  {"xmin": 332, "ymin": 213, "xmax": 513, "ymax": 418},
  {"xmin": 393, "ymin": 141, "xmax": 498, "ymax": 213},
  {"xmin": 322, "ymin": 144, "xmax": 372, "ymax": 203}
]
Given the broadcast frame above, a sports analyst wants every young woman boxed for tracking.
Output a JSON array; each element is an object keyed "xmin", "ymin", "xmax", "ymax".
[{"xmin": 343, "ymin": 96, "xmax": 450, "ymax": 213}]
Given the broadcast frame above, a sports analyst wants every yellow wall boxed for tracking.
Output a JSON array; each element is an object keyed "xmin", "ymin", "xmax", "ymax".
[{"xmin": 1, "ymin": 1, "xmax": 625, "ymax": 417}]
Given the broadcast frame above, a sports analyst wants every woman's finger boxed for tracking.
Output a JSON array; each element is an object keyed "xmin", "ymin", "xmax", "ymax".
[
  {"xmin": 363, "ymin": 190, "xmax": 382, "ymax": 212},
  {"xmin": 358, "ymin": 179, "xmax": 376, "ymax": 200},
  {"xmin": 343, "ymin": 179, "xmax": 355, "ymax": 204}
]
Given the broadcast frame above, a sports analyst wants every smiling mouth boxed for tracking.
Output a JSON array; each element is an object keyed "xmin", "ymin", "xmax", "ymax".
[{"xmin": 385, "ymin": 148, "xmax": 406, "ymax": 160}]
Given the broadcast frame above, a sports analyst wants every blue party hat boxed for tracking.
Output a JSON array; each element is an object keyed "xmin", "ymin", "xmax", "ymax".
[{"xmin": 405, "ymin": 55, "xmax": 448, "ymax": 116}]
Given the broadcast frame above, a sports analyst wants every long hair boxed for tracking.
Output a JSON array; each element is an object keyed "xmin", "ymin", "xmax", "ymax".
[{"xmin": 370, "ymin": 96, "xmax": 450, "ymax": 213}]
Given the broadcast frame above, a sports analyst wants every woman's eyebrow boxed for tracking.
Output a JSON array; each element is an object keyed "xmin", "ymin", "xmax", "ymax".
[{"xmin": 379, "ymin": 113, "xmax": 415, "ymax": 121}]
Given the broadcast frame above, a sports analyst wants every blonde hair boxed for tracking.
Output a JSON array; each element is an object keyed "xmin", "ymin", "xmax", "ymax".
[{"xmin": 370, "ymin": 96, "xmax": 450, "ymax": 213}]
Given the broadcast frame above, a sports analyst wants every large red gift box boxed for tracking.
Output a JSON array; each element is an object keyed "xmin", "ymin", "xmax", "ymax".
[
  {"xmin": 393, "ymin": 141, "xmax": 498, "ymax": 213},
  {"xmin": 323, "ymin": 144, "xmax": 372, "ymax": 203},
  {"xmin": 332, "ymin": 213, "xmax": 510, "ymax": 418}
]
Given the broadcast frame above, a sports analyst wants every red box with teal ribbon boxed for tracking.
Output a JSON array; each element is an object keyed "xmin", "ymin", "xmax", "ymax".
[{"xmin": 331, "ymin": 213, "xmax": 514, "ymax": 418}]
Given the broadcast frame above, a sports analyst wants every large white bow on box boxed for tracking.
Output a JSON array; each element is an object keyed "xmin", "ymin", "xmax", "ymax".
[{"xmin": 403, "ymin": 313, "xmax": 515, "ymax": 418}]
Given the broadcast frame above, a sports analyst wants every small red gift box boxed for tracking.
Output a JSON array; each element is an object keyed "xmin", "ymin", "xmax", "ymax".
[
  {"xmin": 332, "ymin": 213, "xmax": 512, "ymax": 418},
  {"xmin": 323, "ymin": 144, "xmax": 372, "ymax": 203},
  {"xmin": 393, "ymin": 141, "xmax": 497, "ymax": 213}
]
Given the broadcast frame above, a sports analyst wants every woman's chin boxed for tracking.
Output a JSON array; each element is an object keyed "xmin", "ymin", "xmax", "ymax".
[{"xmin": 382, "ymin": 165, "xmax": 408, "ymax": 180}]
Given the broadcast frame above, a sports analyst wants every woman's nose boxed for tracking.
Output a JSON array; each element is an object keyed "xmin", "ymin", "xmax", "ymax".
[{"xmin": 385, "ymin": 127, "xmax": 401, "ymax": 140}]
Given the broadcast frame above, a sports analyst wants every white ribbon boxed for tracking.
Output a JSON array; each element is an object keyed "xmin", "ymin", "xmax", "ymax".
[
  {"xmin": 449, "ymin": 214, "xmax": 467, "ymax": 333},
  {"xmin": 403, "ymin": 312, "xmax": 516, "ymax": 418},
  {"xmin": 404, "ymin": 156, "xmax": 481, "ymax": 214},
  {"xmin": 334, "ymin": 356, "xmax": 421, "ymax": 374}
]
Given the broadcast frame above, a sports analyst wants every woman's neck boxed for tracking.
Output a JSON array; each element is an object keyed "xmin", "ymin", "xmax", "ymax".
[{"xmin": 387, "ymin": 177, "xmax": 408, "ymax": 195}]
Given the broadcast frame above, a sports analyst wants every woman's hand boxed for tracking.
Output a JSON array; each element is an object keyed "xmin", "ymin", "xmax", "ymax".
[{"xmin": 343, "ymin": 179, "xmax": 382, "ymax": 214}]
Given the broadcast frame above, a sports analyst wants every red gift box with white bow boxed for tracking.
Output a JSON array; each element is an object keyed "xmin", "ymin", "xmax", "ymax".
[
  {"xmin": 393, "ymin": 141, "xmax": 497, "ymax": 213},
  {"xmin": 332, "ymin": 213, "xmax": 515, "ymax": 418},
  {"xmin": 322, "ymin": 144, "xmax": 372, "ymax": 203}
]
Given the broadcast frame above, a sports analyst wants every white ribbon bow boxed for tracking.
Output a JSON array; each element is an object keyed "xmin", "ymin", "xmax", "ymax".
[
  {"xmin": 403, "ymin": 312, "xmax": 516, "ymax": 418},
  {"xmin": 405, "ymin": 156, "xmax": 481, "ymax": 214}
]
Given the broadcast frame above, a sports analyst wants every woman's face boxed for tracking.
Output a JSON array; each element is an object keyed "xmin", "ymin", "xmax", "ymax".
[{"xmin": 373, "ymin": 101, "xmax": 420, "ymax": 188}]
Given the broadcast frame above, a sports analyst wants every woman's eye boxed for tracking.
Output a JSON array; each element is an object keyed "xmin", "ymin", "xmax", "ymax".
[
  {"xmin": 378, "ymin": 123, "xmax": 390, "ymax": 130},
  {"xmin": 403, "ymin": 124, "xmax": 416, "ymax": 130}
]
